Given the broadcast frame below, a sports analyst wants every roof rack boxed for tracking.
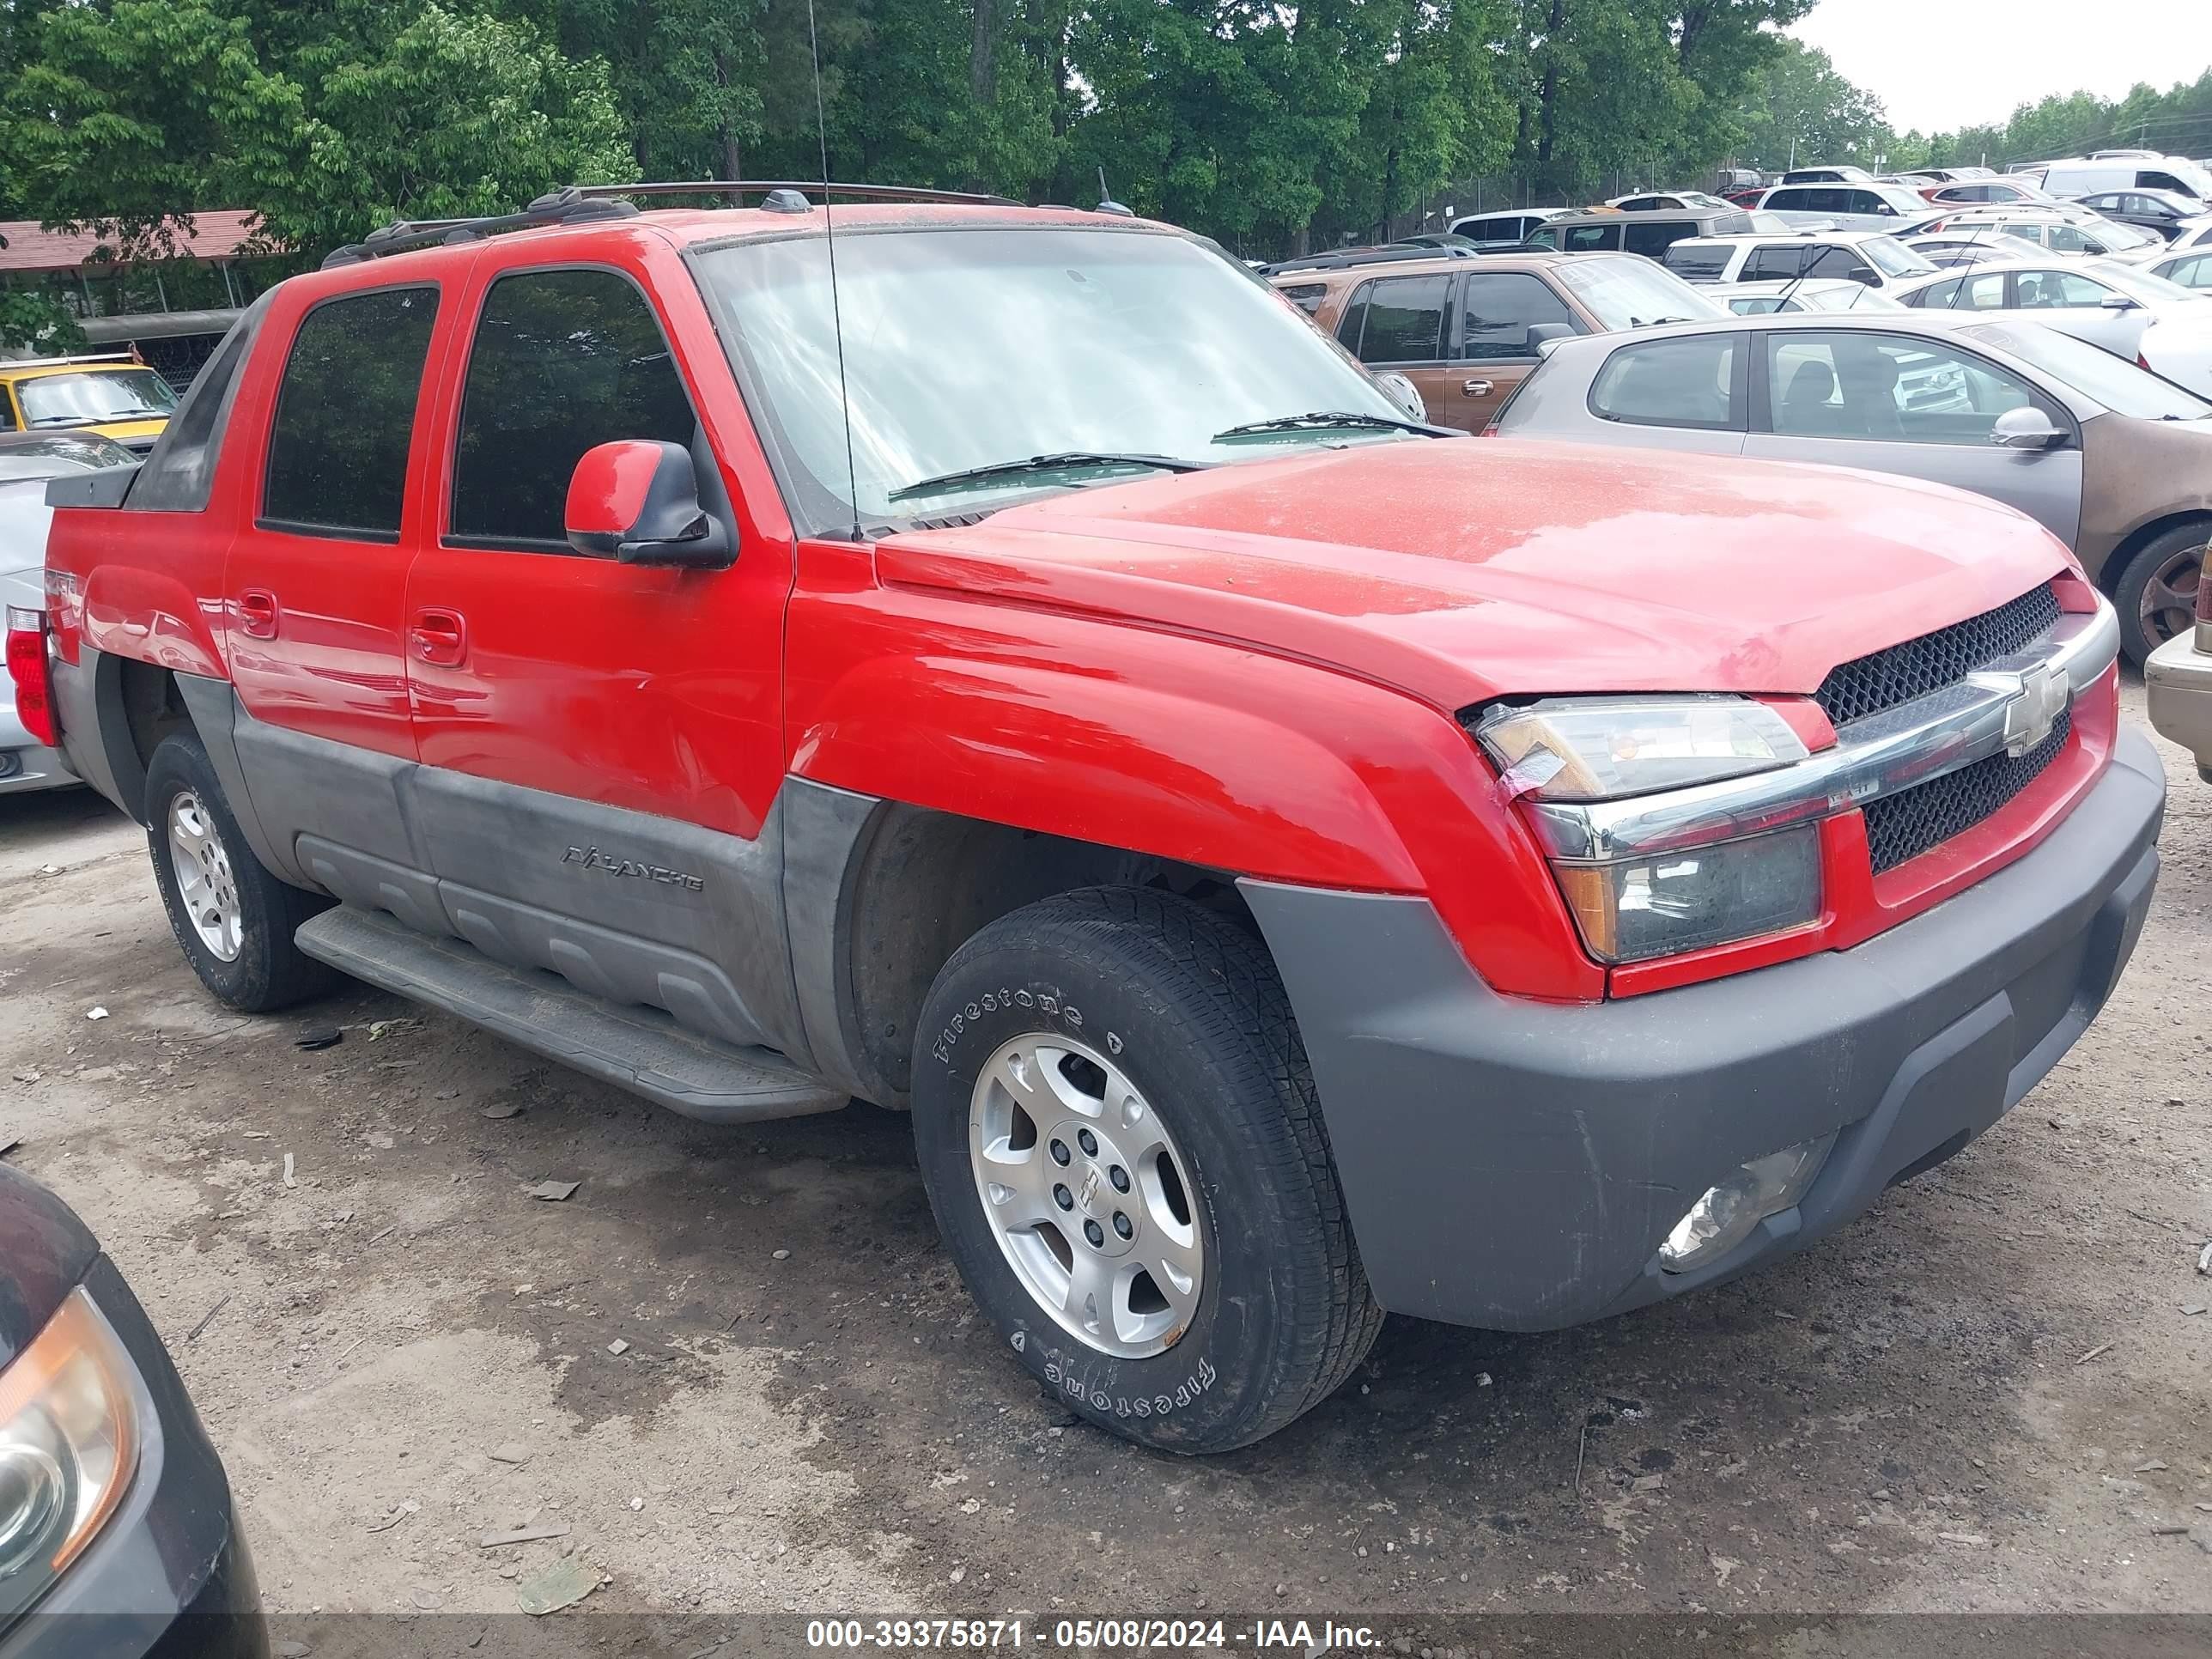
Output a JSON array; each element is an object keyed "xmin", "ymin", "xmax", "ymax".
[
  {"xmin": 322, "ymin": 179, "xmax": 1028, "ymax": 267},
  {"xmin": 1262, "ymin": 243, "xmax": 1473, "ymax": 276}
]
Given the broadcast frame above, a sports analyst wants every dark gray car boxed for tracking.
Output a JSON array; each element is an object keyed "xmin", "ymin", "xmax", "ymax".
[{"xmin": 1492, "ymin": 310, "xmax": 2212, "ymax": 662}]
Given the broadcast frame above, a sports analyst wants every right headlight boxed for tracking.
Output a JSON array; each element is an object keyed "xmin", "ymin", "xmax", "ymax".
[
  {"xmin": 1474, "ymin": 696, "xmax": 1824, "ymax": 965},
  {"xmin": 0, "ymin": 1289, "xmax": 140, "ymax": 1626}
]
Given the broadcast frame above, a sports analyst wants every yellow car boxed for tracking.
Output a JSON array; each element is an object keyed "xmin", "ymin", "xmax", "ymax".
[{"xmin": 0, "ymin": 353, "xmax": 177, "ymax": 453}]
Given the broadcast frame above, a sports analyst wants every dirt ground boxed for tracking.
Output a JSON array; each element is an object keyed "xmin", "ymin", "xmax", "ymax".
[{"xmin": 3, "ymin": 684, "xmax": 2209, "ymax": 1632}]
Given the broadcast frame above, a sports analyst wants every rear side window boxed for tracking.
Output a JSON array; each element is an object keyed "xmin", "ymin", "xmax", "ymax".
[
  {"xmin": 1663, "ymin": 243, "xmax": 1734, "ymax": 282},
  {"xmin": 1589, "ymin": 336, "xmax": 1742, "ymax": 430},
  {"xmin": 131, "ymin": 295, "xmax": 270, "ymax": 513},
  {"xmin": 449, "ymin": 267, "xmax": 698, "ymax": 550},
  {"xmin": 1340, "ymin": 275, "xmax": 1449, "ymax": 366},
  {"xmin": 1621, "ymin": 220, "xmax": 1695, "ymax": 258},
  {"xmin": 1279, "ymin": 283, "xmax": 1328, "ymax": 315},
  {"xmin": 1562, "ymin": 224, "xmax": 1620, "ymax": 252},
  {"xmin": 262, "ymin": 287, "xmax": 440, "ymax": 539},
  {"xmin": 1459, "ymin": 273, "xmax": 1576, "ymax": 360}
]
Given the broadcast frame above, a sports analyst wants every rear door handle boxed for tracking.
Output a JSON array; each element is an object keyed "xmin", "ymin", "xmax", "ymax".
[
  {"xmin": 1462, "ymin": 380, "xmax": 1493, "ymax": 397},
  {"xmin": 237, "ymin": 589, "xmax": 278, "ymax": 640},
  {"xmin": 408, "ymin": 607, "xmax": 467, "ymax": 667}
]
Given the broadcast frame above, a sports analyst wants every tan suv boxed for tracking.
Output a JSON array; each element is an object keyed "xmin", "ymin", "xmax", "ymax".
[{"xmin": 1268, "ymin": 250, "xmax": 1725, "ymax": 430}]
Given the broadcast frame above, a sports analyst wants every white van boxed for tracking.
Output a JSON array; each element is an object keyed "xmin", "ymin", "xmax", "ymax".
[{"xmin": 2040, "ymin": 155, "xmax": 2211, "ymax": 204}]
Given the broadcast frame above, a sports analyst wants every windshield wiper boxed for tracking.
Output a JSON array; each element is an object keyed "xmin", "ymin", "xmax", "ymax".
[
  {"xmin": 1212, "ymin": 410, "xmax": 1447, "ymax": 441},
  {"xmin": 888, "ymin": 451, "xmax": 1206, "ymax": 503}
]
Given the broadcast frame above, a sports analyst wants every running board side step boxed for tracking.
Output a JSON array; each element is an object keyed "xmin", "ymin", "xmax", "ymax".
[{"xmin": 295, "ymin": 907, "xmax": 850, "ymax": 1124}]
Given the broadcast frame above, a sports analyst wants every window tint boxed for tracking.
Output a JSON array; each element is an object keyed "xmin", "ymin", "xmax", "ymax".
[
  {"xmin": 262, "ymin": 287, "xmax": 438, "ymax": 538},
  {"xmin": 1765, "ymin": 331, "xmax": 2043, "ymax": 444},
  {"xmin": 1589, "ymin": 336, "xmax": 1740, "ymax": 429},
  {"xmin": 1765, "ymin": 189, "xmax": 1814, "ymax": 213},
  {"xmin": 131, "ymin": 296, "xmax": 270, "ymax": 512},
  {"xmin": 2015, "ymin": 269, "xmax": 2112, "ymax": 307},
  {"xmin": 1562, "ymin": 224, "xmax": 1620, "ymax": 252},
  {"xmin": 1279, "ymin": 283, "xmax": 1328, "ymax": 315},
  {"xmin": 1344, "ymin": 276, "xmax": 1448, "ymax": 364},
  {"xmin": 450, "ymin": 268, "xmax": 696, "ymax": 549},
  {"xmin": 1745, "ymin": 245, "xmax": 1817, "ymax": 281},
  {"xmin": 1809, "ymin": 246, "xmax": 1876, "ymax": 281},
  {"xmin": 1663, "ymin": 243, "xmax": 1735, "ymax": 281},
  {"xmin": 1621, "ymin": 219, "xmax": 1694, "ymax": 258},
  {"xmin": 2141, "ymin": 170, "xmax": 2188, "ymax": 192},
  {"xmin": 1458, "ymin": 272, "xmax": 1576, "ymax": 360}
]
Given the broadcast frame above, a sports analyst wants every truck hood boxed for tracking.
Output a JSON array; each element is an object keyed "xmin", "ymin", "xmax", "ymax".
[{"xmin": 873, "ymin": 438, "xmax": 2075, "ymax": 710}]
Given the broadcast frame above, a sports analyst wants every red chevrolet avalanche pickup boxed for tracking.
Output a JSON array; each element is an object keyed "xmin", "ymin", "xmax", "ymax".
[{"xmin": 12, "ymin": 187, "xmax": 2163, "ymax": 1453}]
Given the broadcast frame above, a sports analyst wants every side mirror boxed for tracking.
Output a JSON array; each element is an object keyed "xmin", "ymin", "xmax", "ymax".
[
  {"xmin": 565, "ymin": 440, "xmax": 733, "ymax": 568},
  {"xmin": 1990, "ymin": 407, "xmax": 2066, "ymax": 450},
  {"xmin": 2099, "ymin": 292, "xmax": 2139, "ymax": 310},
  {"xmin": 1370, "ymin": 371, "xmax": 1429, "ymax": 422},
  {"xmin": 1527, "ymin": 322, "xmax": 1574, "ymax": 357}
]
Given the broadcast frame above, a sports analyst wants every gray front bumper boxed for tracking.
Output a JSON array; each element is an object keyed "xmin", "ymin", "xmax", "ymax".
[{"xmin": 1243, "ymin": 727, "xmax": 2165, "ymax": 1332}]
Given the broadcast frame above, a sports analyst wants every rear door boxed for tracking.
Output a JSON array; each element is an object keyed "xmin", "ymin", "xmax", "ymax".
[
  {"xmin": 400, "ymin": 246, "xmax": 808, "ymax": 1058},
  {"xmin": 221, "ymin": 279, "xmax": 453, "ymax": 922},
  {"xmin": 1743, "ymin": 327, "xmax": 2082, "ymax": 544},
  {"xmin": 1333, "ymin": 273, "xmax": 1456, "ymax": 423}
]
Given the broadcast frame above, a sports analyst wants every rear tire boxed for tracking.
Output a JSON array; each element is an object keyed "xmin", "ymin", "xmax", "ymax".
[
  {"xmin": 912, "ymin": 886, "xmax": 1381, "ymax": 1454},
  {"xmin": 2111, "ymin": 523, "xmax": 2208, "ymax": 665},
  {"xmin": 144, "ymin": 732, "xmax": 335, "ymax": 1012}
]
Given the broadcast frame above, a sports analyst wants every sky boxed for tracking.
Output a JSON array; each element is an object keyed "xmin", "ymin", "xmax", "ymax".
[{"xmin": 1790, "ymin": 0, "xmax": 2212, "ymax": 137}]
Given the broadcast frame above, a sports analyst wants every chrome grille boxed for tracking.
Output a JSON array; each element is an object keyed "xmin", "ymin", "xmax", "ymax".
[
  {"xmin": 1861, "ymin": 709, "xmax": 2072, "ymax": 875},
  {"xmin": 1815, "ymin": 584, "xmax": 2062, "ymax": 726}
]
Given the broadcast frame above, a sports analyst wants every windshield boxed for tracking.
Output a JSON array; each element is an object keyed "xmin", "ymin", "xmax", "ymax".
[
  {"xmin": 2103, "ymin": 262, "xmax": 2208, "ymax": 303},
  {"xmin": 1549, "ymin": 257, "xmax": 1726, "ymax": 330},
  {"xmin": 1860, "ymin": 236, "xmax": 1935, "ymax": 276},
  {"xmin": 693, "ymin": 228, "xmax": 1412, "ymax": 522},
  {"xmin": 1804, "ymin": 285, "xmax": 1904, "ymax": 312},
  {"xmin": 1962, "ymin": 321, "xmax": 2212, "ymax": 420},
  {"xmin": 16, "ymin": 368, "xmax": 177, "ymax": 428}
]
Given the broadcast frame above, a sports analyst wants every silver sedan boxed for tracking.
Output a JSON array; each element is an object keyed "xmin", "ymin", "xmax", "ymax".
[{"xmin": 1490, "ymin": 311, "xmax": 2212, "ymax": 664}]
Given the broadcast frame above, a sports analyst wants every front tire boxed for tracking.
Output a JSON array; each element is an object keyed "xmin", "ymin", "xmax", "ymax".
[
  {"xmin": 144, "ymin": 732, "xmax": 336, "ymax": 1012},
  {"xmin": 2111, "ymin": 523, "xmax": 2208, "ymax": 665},
  {"xmin": 912, "ymin": 887, "xmax": 1381, "ymax": 1453}
]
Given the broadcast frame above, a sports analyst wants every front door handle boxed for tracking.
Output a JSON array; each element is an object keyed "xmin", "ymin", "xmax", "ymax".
[
  {"xmin": 237, "ymin": 589, "xmax": 278, "ymax": 640},
  {"xmin": 408, "ymin": 607, "xmax": 467, "ymax": 668},
  {"xmin": 1462, "ymin": 380, "xmax": 1493, "ymax": 397}
]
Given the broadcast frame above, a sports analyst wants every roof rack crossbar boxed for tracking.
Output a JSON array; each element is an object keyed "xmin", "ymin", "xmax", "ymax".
[
  {"xmin": 320, "ymin": 179, "xmax": 1027, "ymax": 267},
  {"xmin": 569, "ymin": 180, "xmax": 1024, "ymax": 208}
]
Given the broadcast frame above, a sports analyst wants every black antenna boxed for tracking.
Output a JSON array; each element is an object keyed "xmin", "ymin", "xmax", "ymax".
[{"xmin": 806, "ymin": 0, "xmax": 863, "ymax": 540}]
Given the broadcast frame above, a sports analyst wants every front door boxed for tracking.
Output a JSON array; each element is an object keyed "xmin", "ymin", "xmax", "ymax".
[
  {"xmin": 401, "ymin": 252, "xmax": 805, "ymax": 1058},
  {"xmin": 1744, "ymin": 328, "xmax": 2083, "ymax": 546},
  {"xmin": 1448, "ymin": 270, "xmax": 1582, "ymax": 430}
]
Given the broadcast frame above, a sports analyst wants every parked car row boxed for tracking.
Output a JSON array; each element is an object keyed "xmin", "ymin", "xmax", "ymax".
[{"xmin": 1486, "ymin": 307, "xmax": 2211, "ymax": 663}]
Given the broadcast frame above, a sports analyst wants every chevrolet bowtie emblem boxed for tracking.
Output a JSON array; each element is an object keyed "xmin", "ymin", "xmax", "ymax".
[{"xmin": 1970, "ymin": 660, "xmax": 2069, "ymax": 758}]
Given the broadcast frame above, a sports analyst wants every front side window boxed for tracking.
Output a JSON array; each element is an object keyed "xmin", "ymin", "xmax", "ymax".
[
  {"xmin": 17, "ymin": 368, "xmax": 177, "ymax": 429},
  {"xmin": 1459, "ymin": 272, "xmax": 1577, "ymax": 360},
  {"xmin": 692, "ymin": 228, "xmax": 1415, "ymax": 526},
  {"xmin": 449, "ymin": 268, "xmax": 697, "ymax": 550},
  {"xmin": 262, "ymin": 286, "xmax": 439, "ymax": 538},
  {"xmin": 1809, "ymin": 246, "xmax": 1876, "ymax": 282},
  {"xmin": 1765, "ymin": 331, "xmax": 2043, "ymax": 444},
  {"xmin": 2014, "ymin": 269, "xmax": 2112, "ymax": 308},
  {"xmin": 1745, "ymin": 245, "xmax": 1819, "ymax": 281},
  {"xmin": 1342, "ymin": 275, "xmax": 1449, "ymax": 366},
  {"xmin": 1589, "ymin": 336, "xmax": 1741, "ymax": 429}
]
